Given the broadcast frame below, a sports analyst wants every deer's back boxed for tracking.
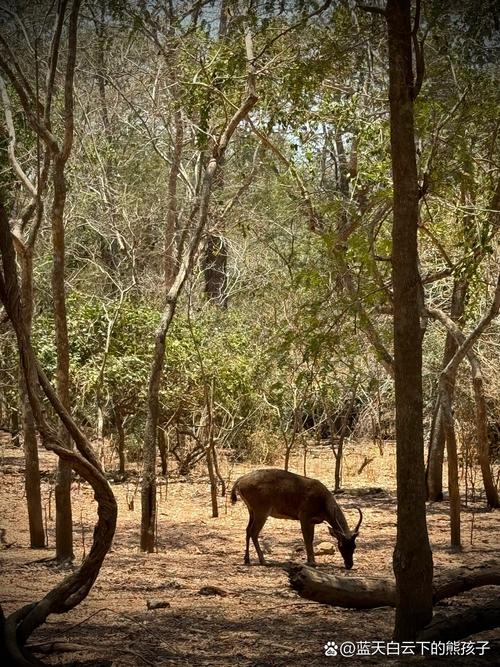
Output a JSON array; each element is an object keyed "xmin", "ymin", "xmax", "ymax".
[{"xmin": 235, "ymin": 468, "xmax": 329, "ymax": 520}]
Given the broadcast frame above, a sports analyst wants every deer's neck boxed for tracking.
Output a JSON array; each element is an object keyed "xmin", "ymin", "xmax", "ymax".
[{"xmin": 326, "ymin": 496, "xmax": 350, "ymax": 538}]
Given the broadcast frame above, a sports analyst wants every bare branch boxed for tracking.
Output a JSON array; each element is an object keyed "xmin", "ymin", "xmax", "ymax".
[
  {"xmin": 0, "ymin": 31, "xmax": 36, "ymax": 102},
  {"xmin": 0, "ymin": 49, "xmax": 59, "ymax": 152},
  {"xmin": 0, "ymin": 4, "xmax": 34, "ymax": 54},
  {"xmin": 421, "ymin": 268, "xmax": 453, "ymax": 284},
  {"xmin": 434, "ymin": 272, "xmax": 500, "ymax": 380},
  {"xmin": 0, "ymin": 75, "xmax": 36, "ymax": 196}
]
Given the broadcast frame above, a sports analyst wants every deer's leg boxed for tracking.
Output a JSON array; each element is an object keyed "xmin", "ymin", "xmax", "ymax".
[
  {"xmin": 244, "ymin": 510, "xmax": 254, "ymax": 564},
  {"xmin": 300, "ymin": 517, "xmax": 316, "ymax": 567},
  {"xmin": 250, "ymin": 512, "xmax": 268, "ymax": 565}
]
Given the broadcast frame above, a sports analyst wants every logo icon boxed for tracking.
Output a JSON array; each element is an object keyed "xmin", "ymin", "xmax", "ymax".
[{"xmin": 324, "ymin": 641, "xmax": 338, "ymax": 656}]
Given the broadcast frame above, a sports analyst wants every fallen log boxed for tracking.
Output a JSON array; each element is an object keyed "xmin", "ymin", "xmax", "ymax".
[
  {"xmin": 288, "ymin": 566, "xmax": 395, "ymax": 608},
  {"xmin": 288, "ymin": 562, "xmax": 500, "ymax": 609},
  {"xmin": 418, "ymin": 597, "xmax": 500, "ymax": 641}
]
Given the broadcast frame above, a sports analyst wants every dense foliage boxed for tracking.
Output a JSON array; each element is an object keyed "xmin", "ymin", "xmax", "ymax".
[{"xmin": 0, "ymin": 0, "xmax": 499, "ymax": 478}]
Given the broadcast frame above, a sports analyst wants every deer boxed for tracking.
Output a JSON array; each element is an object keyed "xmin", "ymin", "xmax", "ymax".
[{"xmin": 231, "ymin": 468, "xmax": 362, "ymax": 569}]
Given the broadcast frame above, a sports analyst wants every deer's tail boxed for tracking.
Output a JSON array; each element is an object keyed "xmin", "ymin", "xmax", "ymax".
[{"xmin": 230, "ymin": 480, "xmax": 239, "ymax": 505}]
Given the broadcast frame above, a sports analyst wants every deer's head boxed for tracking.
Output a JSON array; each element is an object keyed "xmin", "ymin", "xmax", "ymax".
[{"xmin": 328, "ymin": 507, "xmax": 363, "ymax": 569}]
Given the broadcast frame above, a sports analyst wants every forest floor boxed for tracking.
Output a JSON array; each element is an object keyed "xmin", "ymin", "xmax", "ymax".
[{"xmin": 1, "ymin": 434, "xmax": 499, "ymax": 667}]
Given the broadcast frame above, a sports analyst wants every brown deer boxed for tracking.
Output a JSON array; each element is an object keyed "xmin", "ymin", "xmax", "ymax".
[{"xmin": 231, "ymin": 468, "xmax": 362, "ymax": 568}]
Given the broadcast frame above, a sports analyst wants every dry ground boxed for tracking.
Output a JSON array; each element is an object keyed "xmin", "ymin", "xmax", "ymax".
[{"xmin": 1, "ymin": 435, "xmax": 499, "ymax": 666}]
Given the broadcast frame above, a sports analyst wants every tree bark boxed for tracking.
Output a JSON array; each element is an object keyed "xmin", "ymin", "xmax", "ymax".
[
  {"xmin": 52, "ymin": 157, "xmax": 73, "ymax": 563},
  {"xmin": 18, "ymin": 246, "xmax": 44, "ymax": 548},
  {"xmin": 158, "ymin": 426, "xmax": 168, "ymax": 476},
  {"xmin": 439, "ymin": 373, "xmax": 461, "ymax": 547},
  {"xmin": 471, "ymin": 364, "xmax": 500, "ymax": 507},
  {"xmin": 114, "ymin": 407, "xmax": 126, "ymax": 475},
  {"xmin": 386, "ymin": 0, "xmax": 433, "ymax": 640}
]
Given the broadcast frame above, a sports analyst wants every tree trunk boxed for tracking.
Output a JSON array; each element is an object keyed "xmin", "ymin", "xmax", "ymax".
[
  {"xmin": 386, "ymin": 0, "xmax": 433, "ymax": 640},
  {"xmin": 332, "ymin": 387, "xmax": 358, "ymax": 491},
  {"xmin": 471, "ymin": 363, "xmax": 500, "ymax": 507},
  {"xmin": 52, "ymin": 157, "xmax": 74, "ymax": 562},
  {"xmin": 202, "ymin": 2, "xmax": 230, "ymax": 309},
  {"xmin": 206, "ymin": 446, "xmax": 219, "ymax": 518},
  {"xmin": 164, "ymin": 109, "xmax": 183, "ymax": 293},
  {"xmin": 11, "ymin": 405, "xmax": 20, "ymax": 447},
  {"xmin": 141, "ymin": 96, "xmax": 183, "ymax": 552},
  {"xmin": 440, "ymin": 373, "xmax": 461, "ymax": 547},
  {"xmin": 20, "ymin": 386, "xmax": 45, "ymax": 548},
  {"xmin": 114, "ymin": 408, "xmax": 126, "ymax": 475},
  {"xmin": 158, "ymin": 426, "xmax": 168, "ymax": 476},
  {"xmin": 142, "ymin": 324, "xmax": 168, "ymax": 552},
  {"xmin": 19, "ymin": 247, "xmax": 44, "ymax": 547},
  {"xmin": 426, "ymin": 397, "xmax": 445, "ymax": 500},
  {"xmin": 426, "ymin": 280, "xmax": 466, "ymax": 501}
]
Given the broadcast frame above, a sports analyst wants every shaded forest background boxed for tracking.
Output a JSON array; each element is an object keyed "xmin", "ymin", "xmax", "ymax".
[{"xmin": 1, "ymin": 0, "xmax": 499, "ymax": 493}]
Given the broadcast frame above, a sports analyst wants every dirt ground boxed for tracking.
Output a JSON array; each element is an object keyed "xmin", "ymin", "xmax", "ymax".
[{"xmin": 1, "ymin": 435, "xmax": 499, "ymax": 666}]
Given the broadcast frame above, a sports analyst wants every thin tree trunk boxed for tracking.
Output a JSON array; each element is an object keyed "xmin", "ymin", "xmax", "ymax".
[
  {"xmin": 284, "ymin": 435, "xmax": 295, "ymax": 472},
  {"xmin": 202, "ymin": 0, "xmax": 230, "ymax": 309},
  {"xmin": 51, "ymin": 157, "xmax": 73, "ymax": 562},
  {"xmin": 158, "ymin": 426, "xmax": 168, "ymax": 476},
  {"xmin": 114, "ymin": 408, "xmax": 126, "ymax": 475},
  {"xmin": 333, "ymin": 387, "xmax": 358, "ymax": 491},
  {"xmin": 426, "ymin": 397, "xmax": 444, "ymax": 500},
  {"xmin": 11, "ymin": 406, "xmax": 20, "ymax": 447},
  {"xmin": 140, "ymin": 40, "xmax": 257, "ymax": 548},
  {"xmin": 141, "ymin": 91, "xmax": 184, "ymax": 553},
  {"xmin": 386, "ymin": 0, "xmax": 434, "ymax": 640},
  {"xmin": 206, "ymin": 446, "xmax": 218, "ymax": 518},
  {"xmin": 164, "ymin": 109, "xmax": 183, "ymax": 292},
  {"xmin": 51, "ymin": 157, "xmax": 73, "ymax": 561},
  {"xmin": 19, "ymin": 247, "xmax": 44, "ymax": 547},
  {"xmin": 440, "ymin": 374, "xmax": 461, "ymax": 547},
  {"xmin": 21, "ymin": 387, "xmax": 44, "ymax": 547},
  {"xmin": 39, "ymin": 0, "xmax": 82, "ymax": 564},
  {"xmin": 334, "ymin": 435, "xmax": 344, "ymax": 492},
  {"xmin": 471, "ymin": 359, "xmax": 500, "ymax": 507},
  {"xmin": 141, "ymin": 316, "xmax": 172, "ymax": 552},
  {"xmin": 426, "ymin": 282, "xmax": 466, "ymax": 500}
]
